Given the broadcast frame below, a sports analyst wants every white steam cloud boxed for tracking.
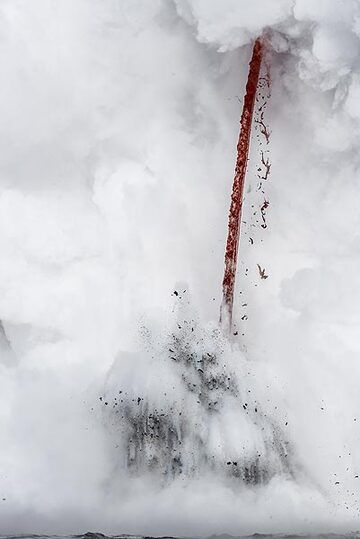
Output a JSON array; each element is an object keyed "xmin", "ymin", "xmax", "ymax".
[{"xmin": 0, "ymin": 0, "xmax": 360, "ymax": 536}]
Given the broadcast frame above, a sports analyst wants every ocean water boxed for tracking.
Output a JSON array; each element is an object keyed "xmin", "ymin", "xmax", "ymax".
[{"xmin": 2, "ymin": 534, "xmax": 360, "ymax": 539}]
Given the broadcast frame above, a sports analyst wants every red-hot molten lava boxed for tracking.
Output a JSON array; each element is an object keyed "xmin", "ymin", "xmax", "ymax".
[{"xmin": 220, "ymin": 38, "xmax": 265, "ymax": 331}]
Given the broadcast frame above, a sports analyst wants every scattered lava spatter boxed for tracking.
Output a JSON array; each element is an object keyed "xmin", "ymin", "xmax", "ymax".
[{"xmin": 220, "ymin": 38, "xmax": 265, "ymax": 331}]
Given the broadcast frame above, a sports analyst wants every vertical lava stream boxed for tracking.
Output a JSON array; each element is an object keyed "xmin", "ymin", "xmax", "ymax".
[{"xmin": 220, "ymin": 38, "xmax": 265, "ymax": 331}]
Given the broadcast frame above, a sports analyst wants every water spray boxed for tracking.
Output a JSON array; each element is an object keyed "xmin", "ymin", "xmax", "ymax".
[{"xmin": 102, "ymin": 36, "xmax": 292, "ymax": 485}]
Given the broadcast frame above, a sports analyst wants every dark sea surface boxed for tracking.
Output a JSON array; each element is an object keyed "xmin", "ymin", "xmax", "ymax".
[{"xmin": 2, "ymin": 533, "xmax": 360, "ymax": 539}]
